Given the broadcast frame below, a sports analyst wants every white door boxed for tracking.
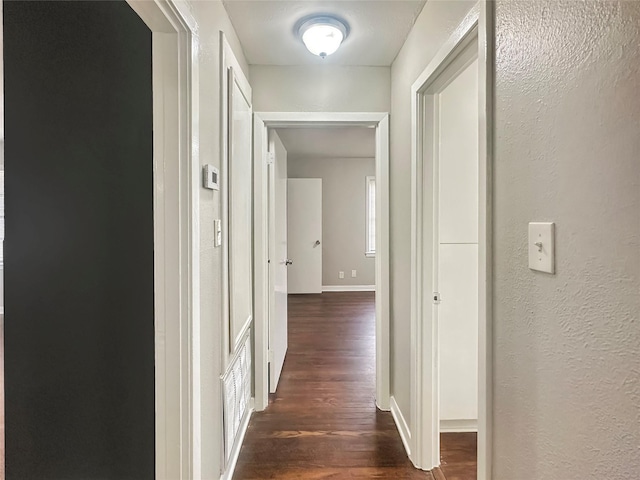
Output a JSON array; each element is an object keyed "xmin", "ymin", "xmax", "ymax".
[
  {"xmin": 436, "ymin": 57, "xmax": 479, "ymax": 429},
  {"xmin": 287, "ymin": 179, "xmax": 322, "ymax": 294},
  {"xmin": 268, "ymin": 131, "xmax": 288, "ymax": 392}
]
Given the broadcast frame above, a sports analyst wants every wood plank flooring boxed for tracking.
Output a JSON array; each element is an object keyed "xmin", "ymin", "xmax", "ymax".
[
  {"xmin": 440, "ymin": 433, "xmax": 477, "ymax": 480},
  {"xmin": 233, "ymin": 292, "xmax": 476, "ymax": 479}
]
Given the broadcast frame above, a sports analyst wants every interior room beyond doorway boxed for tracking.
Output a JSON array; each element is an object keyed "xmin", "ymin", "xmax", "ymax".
[
  {"xmin": 265, "ymin": 125, "xmax": 378, "ymax": 395},
  {"xmin": 280, "ymin": 126, "xmax": 377, "ymax": 293}
]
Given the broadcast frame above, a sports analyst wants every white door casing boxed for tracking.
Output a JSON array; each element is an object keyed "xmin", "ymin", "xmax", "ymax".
[
  {"xmin": 221, "ymin": 31, "xmax": 253, "ymax": 364},
  {"xmin": 414, "ymin": 30, "xmax": 479, "ymax": 469},
  {"xmin": 410, "ymin": 2, "xmax": 493, "ymax": 479},
  {"xmin": 287, "ymin": 178, "xmax": 322, "ymax": 294},
  {"xmin": 126, "ymin": 1, "xmax": 199, "ymax": 478},
  {"xmin": 226, "ymin": 64, "xmax": 254, "ymax": 355},
  {"xmin": 253, "ymin": 112, "xmax": 390, "ymax": 415},
  {"xmin": 268, "ymin": 131, "xmax": 288, "ymax": 392},
  {"xmin": 220, "ymin": 31, "xmax": 254, "ymax": 477}
]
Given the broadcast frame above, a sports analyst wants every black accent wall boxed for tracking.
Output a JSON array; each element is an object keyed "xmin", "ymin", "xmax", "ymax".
[{"xmin": 4, "ymin": 1, "xmax": 155, "ymax": 478}]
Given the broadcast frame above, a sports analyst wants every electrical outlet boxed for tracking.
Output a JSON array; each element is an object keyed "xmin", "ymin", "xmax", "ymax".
[
  {"xmin": 339, "ymin": 271, "xmax": 345, "ymax": 279},
  {"xmin": 351, "ymin": 270, "xmax": 357, "ymax": 278}
]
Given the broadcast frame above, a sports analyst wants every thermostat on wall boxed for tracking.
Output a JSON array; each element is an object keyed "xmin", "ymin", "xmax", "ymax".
[{"xmin": 203, "ymin": 164, "xmax": 219, "ymax": 190}]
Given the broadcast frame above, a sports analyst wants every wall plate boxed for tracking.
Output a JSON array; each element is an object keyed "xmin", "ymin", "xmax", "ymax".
[
  {"xmin": 528, "ymin": 222, "xmax": 555, "ymax": 274},
  {"xmin": 203, "ymin": 164, "xmax": 219, "ymax": 190},
  {"xmin": 214, "ymin": 219, "xmax": 222, "ymax": 247}
]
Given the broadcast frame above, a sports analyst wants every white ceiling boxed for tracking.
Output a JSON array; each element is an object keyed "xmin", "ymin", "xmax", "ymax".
[
  {"xmin": 276, "ymin": 127, "xmax": 375, "ymax": 158},
  {"xmin": 222, "ymin": 0, "xmax": 427, "ymax": 66}
]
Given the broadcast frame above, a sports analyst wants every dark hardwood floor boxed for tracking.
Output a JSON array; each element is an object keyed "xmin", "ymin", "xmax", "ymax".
[
  {"xmin": 439, "ymin": 433, "xmax": 477, "ymax": 480},
  {"xmin": 233, "ymin": 292, "xmax": 476, "ymax": 479}
]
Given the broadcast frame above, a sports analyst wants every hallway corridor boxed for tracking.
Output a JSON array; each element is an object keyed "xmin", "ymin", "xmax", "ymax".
[{"xmin": 234, "ymin": 292, "xmax": 479, "ymax": 479}]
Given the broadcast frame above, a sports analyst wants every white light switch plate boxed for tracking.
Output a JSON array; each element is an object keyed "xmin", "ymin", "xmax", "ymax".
[
  {"xmin": 528, "ymin": 222, "xmax": 555, "ymax": 274},
  {"xmin": 213, "ymin": 219, "xmax": 222, "ymax": 247}
]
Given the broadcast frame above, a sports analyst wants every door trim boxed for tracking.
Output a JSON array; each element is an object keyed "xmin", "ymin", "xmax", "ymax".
[
  {"xmin": 253, "ymin": 112, "xmax": 391, "ymax": 412},
  {"xmin": 409, "ymin": 2, "xmax": 493, "ymax": 479},
  {"xmin": 1, "ymin": 1, "xmax": 200, "ymax": 477},
  {"xmin": 221, "ymin": 35, "xmax": 254, "ymax": 363},
  {"xmin": 127, "ymin": 2, "xmax": 199, "ymax": 478}
]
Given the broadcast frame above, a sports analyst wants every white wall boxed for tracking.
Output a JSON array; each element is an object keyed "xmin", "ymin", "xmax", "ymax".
[
  {"xmin": 288, "ymin": 157, "xmax": 376, "ymax": 287},
  {"xmin": 492, "ymin": 1, "xmax": 640, "ymax": 478},
  {"xmin": 389, "ymin": 0, "xmax": 476, "ymax": 429},
  {"xmin": 177, "ymin": 2, "xmax": 249, "ymax": 477},
  {"xmin": 250, "ymin": 65, "xmax": 390, "ymax": 112}
]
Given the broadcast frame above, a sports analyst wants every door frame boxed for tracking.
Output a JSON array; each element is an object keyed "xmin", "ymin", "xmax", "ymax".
[
  {"xmin": 253, "ymin": 112, "xmax": 391, "ymax": 412},
  {"xmin": 1, "ymin": 1, "xmax": 199, "ymax": 477},
  {"xmin": 126, "ymin": 2, "xmax": 199, "ymax": 478},
  {"xmin": 409, "ymin": 2, "xmax": 493, "ymax": 479}
]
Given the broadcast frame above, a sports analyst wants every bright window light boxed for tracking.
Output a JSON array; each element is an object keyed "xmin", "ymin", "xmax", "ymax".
[
  {"xmin": 366, "ymin": 176, "xmax": 376, "ymax": 257},
  {"xmin": 298, "ymin": 16, "xmax": 348, "ymax": 58}
]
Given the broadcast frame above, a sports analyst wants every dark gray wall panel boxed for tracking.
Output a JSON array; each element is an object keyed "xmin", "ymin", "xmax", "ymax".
[{"xmin": 4, "ymin": 1, "xmax": 154, "ymax": 478}]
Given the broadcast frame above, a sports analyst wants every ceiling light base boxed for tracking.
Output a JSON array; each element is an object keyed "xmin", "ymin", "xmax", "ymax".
[{"xmin": 297, "ymin": 15, "xmax": 349, "ymax": 58}]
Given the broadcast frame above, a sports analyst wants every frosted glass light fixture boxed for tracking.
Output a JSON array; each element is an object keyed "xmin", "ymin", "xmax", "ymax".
[{"xmin": 298, "ymin": 16, "xmax": 348, "ymax": 58}]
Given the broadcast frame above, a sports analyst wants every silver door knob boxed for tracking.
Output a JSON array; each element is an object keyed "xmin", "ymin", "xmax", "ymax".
[
  {"xmin": 314, "ymin": 240, "xmax": 321, "ymax": 246},
  {"xmin": 285, "ymin": 259, "xmax": 293, "ymax": 266}
]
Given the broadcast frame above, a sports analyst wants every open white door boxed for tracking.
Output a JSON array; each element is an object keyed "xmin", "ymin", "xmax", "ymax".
[
  {"xmin": 436, "ymin": 57, "xmax": 479, "ymax": 433},
  {"xmin": 268, "ymin": 131, "xmax": 288, "ymax": 393},
  {"xmin": 287, "ymin": 178, "xmax": 322, "ymax": 294}
]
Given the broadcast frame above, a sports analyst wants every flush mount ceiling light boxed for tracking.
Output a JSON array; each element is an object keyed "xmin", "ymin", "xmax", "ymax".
[{"xmin": 298, "ymin": 16, "xmax": 349, "ymax": 58}]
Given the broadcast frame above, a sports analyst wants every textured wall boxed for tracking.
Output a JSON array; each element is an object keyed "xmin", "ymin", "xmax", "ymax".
[
  {"xmin": 493, "ymin": 1, "xmax": 640, "ymax": 478},
  {"xmin": 389, "ymin": 0, "xmax": 476, "ymax": 427},
  {"xmin": 250, "ymin": 65, "xmax": 390, "ymax": 112},
  {"xmin": 288, "ymin": 157, "xmax": 376, "ymax": 287}
]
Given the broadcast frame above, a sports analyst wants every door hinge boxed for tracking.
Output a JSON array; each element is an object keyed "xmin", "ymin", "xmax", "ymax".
[
  {"xmin": 267, "ymin": 151, "xmax": 275, "ymax": 165},
  {"xmin": 268, "ymin": 350, "xmax": 274, "ymax": 363},
  {"xmin": 433, "ymin": 292, "xmax": 441, "ymax": 304}
]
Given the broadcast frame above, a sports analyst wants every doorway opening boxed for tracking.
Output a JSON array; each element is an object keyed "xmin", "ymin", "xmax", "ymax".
[
  {"xmin": 233, "ymin": 115, "xmax": 402, "ymax": 477},
  {"xmin": 410, "ymin": 3, "xmax": 492, "ymax": 480},
  {"xmin": 253, "ymin": 113, "xmax": 390, "ymax": 413},
  {"xmin": 267, "ymin": 126, "xmax": 378, "ymax": 394}
]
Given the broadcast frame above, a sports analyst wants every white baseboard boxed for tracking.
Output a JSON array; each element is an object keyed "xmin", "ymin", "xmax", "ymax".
[
  {"xmin": 322, "ymin": 285, "xmax": 376, "ymax": 292},
  {"xmin": 390, "ymin": 396, "xmax": 412, "ymax": 457},
  {"xmin": 220, "ymin": 405, "xmax": 253, "ymax": 480},
  {"xmin": 440, "ymin": 418, "xmax": 478, "ymax": 433}
]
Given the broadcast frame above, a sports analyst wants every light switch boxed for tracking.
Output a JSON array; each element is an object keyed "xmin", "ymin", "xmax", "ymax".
[
  {"xmin": 528, "ymin": 222, "xmax": 555, "ymax": 274},
  {"xmin": 213, "ymin": 219, "xmax": 222, "ymax": 247}
]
